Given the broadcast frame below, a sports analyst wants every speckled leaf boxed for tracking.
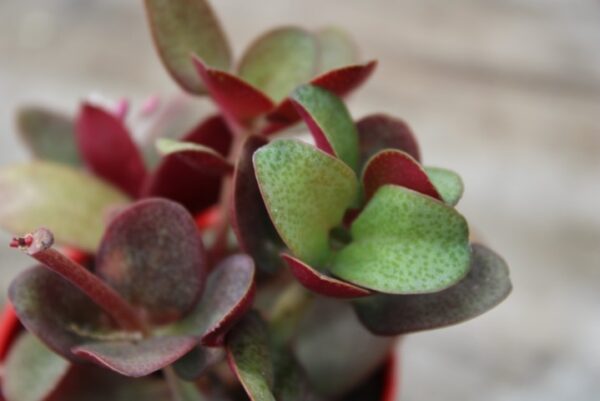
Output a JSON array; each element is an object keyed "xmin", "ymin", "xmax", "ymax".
[
  {"xmin": 0, "ymin": 162, "xmax": 128, "ymax": 251},
  {"xmin": 354, "ymin": 243, "xmax": 512, "ymax": 335},
  {"xmin": 291, "ymin": 85, "xmax": 359, "ymax": 171},
  {"xmin": 295, "ymin": 298, "xmax": 393, "ymax": 398},
  {"xmin": 142, "ymin": 115, "xmax": 232, "ymax": 214},
  {"xmin": 173, "ymin": 346, "xmax": 224, "ymax": 381},
  {"xmin": 165, "ymin": 254, "xmax": 255, "ymax": 346},
  {"xmin": 226, "ymin": 312, "xmax": 276, "ymax": 401},
  {"xmin": 193, "ymin": 57, "xmax": 275, "ymax": 126},
  {"xmin": 315, "ymin": 27, "xmax": 358, "ymax": 73},
  {"xmin": 3, "ymin": 333, "xmax": 71, "ymax": 401},
  {"xmin": 362, "ymin": 149, "xmax": 441, "ymax": 201},
  {"xmin": 425, "ymin": 167, "xmax": 464, "ymax": 206},
  {"xmin": 144, "ymin": 0, "xmax": 231, "ymax": 94},
  {"xmin": 8, "ymin": 266, "xmax": 111, "ymax": 362},
  {"xmin": 156, "ymin": 138, "xmax": 233, "ymax": 176},
  {"xmin": 264, "ymin": 62, "xmax": 376, "ymax": 135},
  {"xmin": 331, "ymin": 185, "xmax": 470, "ymax": 294},
  {"xmin": 357, "ymin": 114, "xmax": 421, "ymax": 166},
  {"xmin": 253, "ymin": 140, "xmax": 358, "ymax": 267},
  {"xmin": 238, "ymin": 27, "xmax": 318, "ymax": 102},
  {"xmin": 16, "ymin": 106, "xmax": 81, "ymax": 166},
  {"xmin": 232, "ymin": 136, "xmax": 284, "ymax": 274},
  {"xmin": 96, "ymin": 199, "xmax": 206, "ymax": 324},
  {"xmin": 76, "ymin": 103, "xmax": 147, "ymax": 197},
  {"xmin": 282, "ymin": 254, "xmax": 371, "ymax": 299},
  {"xmin": 72, "ymin": 336, "xmax": 197, "ymax": 377}
]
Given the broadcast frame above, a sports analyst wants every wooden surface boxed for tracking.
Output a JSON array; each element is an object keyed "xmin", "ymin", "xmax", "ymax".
[{"xmin": 1, "ymin": 1, "xmax": 599, "ymax": 400}]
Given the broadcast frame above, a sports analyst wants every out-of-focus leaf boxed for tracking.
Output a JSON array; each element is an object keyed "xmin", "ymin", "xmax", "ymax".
[
  {"xmin": 425, "ymin": 167, "xmax": 464, "ymax": 206},
  {"xmin": 3, "ymin": 333, "xmax": 71, "ymax": 401},
  {"xmin": 144, "ymin": 0, "xmax": 231, "ymax": 93},
  {"xmin": 291, "ymin": 85, "xmax": 359, "ymax": 171},
  {"xmin": 156, "ymin": 138, "xmax": 233, "ymax": 176},
  {"xmin": 315, "ymin": 27, "xmax": 358, "ymax": 73},
  {"xmin": 362, "ymin": 149, "xmax": 441, "ymax": 201},
  {"xmin": 238, "ymin": 27, "xmax": 318, "ymax": 102},
  {"xmin": 76, "ymin": 103, "xmax": 147, "ymax": 197},
  {"xmin": 357, "ymin": 114, "xmax": 421, "ymax": 166},
  {"xmin": 0, "ymin": 162, "xmax": 128, "ymax": 251},
  {"xmin": 16, "ymin": 106, "xmax": 81, "ymax": 166},
  {"xmin": 226, "ymin": 312, "xmax": 276, "ymax": 401},
  {"xmin": 294, "ymin": 298, "xmax": 393, "ymax": 398},
  {"xmin": 232, "ymin": 136, "xmax": 283, "ymax": 274},
  {"xmin": 72, "ymin": 336, "xmax": 197, "ymax": 377},
  {"xmin": 96, "ymin": 199, "xmax": 206, "ymax": 324},
  {"xmin": 354, "ymin": 244, "xmax": 512, "ymax": 335},
  {"xmin": 193, "ymin": 57, "xmax": 274, "ymax": 126},
  {"xmin": 173, "ymin": 346, "xmax": 224, "ymax": 381},
  {"xmin": 331, "ymin": 185, "xmax": 470, "ymax": 294},
  {"xmin": 9, "ymin": 266, "xmax": 111, "ymax": 361},
  {"xmin": 253, "ymin": 140, "xmax": 358, "ymax": 267},
  {"xmin": 281, "ymin": 254, "xmax": 371, "ymax": 299}
]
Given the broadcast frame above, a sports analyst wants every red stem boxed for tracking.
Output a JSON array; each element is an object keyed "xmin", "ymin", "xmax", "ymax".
[{"xmin": 10, "ymin": 228, "xmax": 145, "ymax": 332}]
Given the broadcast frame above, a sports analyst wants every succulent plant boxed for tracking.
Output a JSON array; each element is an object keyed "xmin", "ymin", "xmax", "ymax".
[{"xmin": 0, "ymin": 0, "xmax": 512, "ymax": 400}]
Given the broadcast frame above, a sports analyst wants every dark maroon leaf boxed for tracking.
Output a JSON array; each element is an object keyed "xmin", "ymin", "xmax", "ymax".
[
  {"xmin": 142, "ymin": 115, "xmax": 232, "ymax": 214},
  {"xmin": 172, "ymin": 346, "xmax": 224, "ymax": 381},
  {"xmin": 75, "ymin": 103, "xmax": 147, "ymax": 197},
  {"xmin": 72, "ymin": 336, "xmax": 197, "ymax": 378},
  {"xmin": 264, "ymin": 61, "xmax": 377, "ymax": 135},
  {"xmin": 193, "ymin": 56, "xmax": 275, "ymax": 127},
  {"xmin": 354, "ymin": 243, "xmax": 512, "ymax": 335},
  {"xmin": 156, "ymin": 138, "xmax": 234, "ymax": 176},
  {"xmin": 231, "ymin": 136, "xmax": 284, "ymax": 274},
  {"xmin": 357, "ymin": 114, "xmax": 421, "ymax": 166},
  {"xmin": 96, "ymin": 199, "xmax": 206, "ymax": 324},
  {"xmin": 362, "ymin": 149, "xmax": 441, "ymax": 201},
  {"xmin": 165, "ymin": 254, "xmax": 256, "ymax": 347},
  {"xmin": 281, "ymin": 254, "xmax": 371, "ymax": 299},
  {"xmin": 8, "ymin": 266, "xmax": 111, "ymax": 362}
]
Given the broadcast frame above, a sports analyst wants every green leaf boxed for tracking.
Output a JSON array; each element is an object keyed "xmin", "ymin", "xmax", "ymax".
[
  {"xmin": 238, "ymin": 27, "xmax": 318, "ymax": 102},
  {"xmin": 226, "ymin": 312, "xmax": 276, "ymax": 401},
  {"xmin": 331, "ymin": 185, "xmax": 470, "ymax": 294},
  {"xmin": 3, "ymin": 333, "xmax": 71, "ymax": 401},
  {"xmin": 354, "ymin": 243, "xmax": 512, "ymax": 335},
  {"xmin": 16, "ymin": 106, "xmax": 81, "ymax": 166},
  {"xmin": 0, "ymin": 162, "xmax": 129, "ymax": 252},
  {"xmin": 144, "ymin": 0, "xmax": 231, "ymax": 94},
  {"xmin": 425, "ymin": 167, "xmax": 464, "ymax": 206},
  {"xmin": 315, "ymin": 27, "xmax": 358, "ymax": 73},
  {"xmin": 253, "ymin": 140, "xmax": 358, "ymax": 266},
  {"xmin": 291, "ymin": 85, "xmax": 359, "ymax": 171}
]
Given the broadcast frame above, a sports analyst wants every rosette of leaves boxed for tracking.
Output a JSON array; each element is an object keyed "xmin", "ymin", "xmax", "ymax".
[{"xmin": 3, "ymin": 199, "xmax": 255, "ymax": 400}]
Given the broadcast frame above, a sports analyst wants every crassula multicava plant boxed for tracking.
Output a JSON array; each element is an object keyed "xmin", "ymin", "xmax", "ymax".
[{"xmin": 0, "ymin": 1, "xmax": 512, "ymax": 400}]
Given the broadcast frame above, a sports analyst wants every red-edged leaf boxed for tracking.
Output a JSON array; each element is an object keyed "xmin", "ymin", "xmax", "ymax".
[
  {"xmin": 164, "ymin": 254, "xmax": 255, "ymax": 347},
  {"xmin": 232, "ymin": 136, "xmax": 284, "ymax": 274},
  {"xmin": 72, "ymin": 336, "xmax": 197, "ymax": 378},
  {"xmin": 264, "ymin": 61, "xmax": 376, "ymax": 135},
  {"xmin": 156, "ymin": 138, "xmax": 233, "ymax": 176},
  {"xmin": 362, "ymin": 149, "xmax": 441, "ymax": 201},
  {"xmin": 173, "ymin": 346, "xmax": 224, "ymax": 381},
  {"xmin": 8, "ymin": 266, "xmax": 111, "ymax": 362},
  {"xmin": 96, "ymin": 199, "xmax": 206, "ymax": 324},
  {"xmin": 75, "ymin": 103, "xmax": 147, "ymax": 197},
  {"xmin": 143, "ymin": 115, "xmax": 232, "ymax": 214},
  {"xmin": 354, "ymin": 243, "xmax": 512, "ymax": 335},
  {"xmin": 357, "ymin": 114, "xmax": 421, "ymax": 165},
  {"xmin": 193, "ymin": 56, "xmax": 274, "ymax": 127},
  {"xmin": 281, "ymin": 254, "xmax": 371, "ymax": 299}
]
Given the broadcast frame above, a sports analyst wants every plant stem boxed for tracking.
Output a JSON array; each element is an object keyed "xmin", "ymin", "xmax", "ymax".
[
  {"xmin": 10, "ymin": 228, "xmax": 145, "ymax": 332},
  {"xmin": 269, "ymin": 282, "xmax": 314, "ymax": 347}
]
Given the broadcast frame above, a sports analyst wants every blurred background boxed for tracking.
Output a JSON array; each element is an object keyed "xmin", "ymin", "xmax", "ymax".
[{"xmin": 0, "ymin": 0, "xmax": 599, "ymax": 400}]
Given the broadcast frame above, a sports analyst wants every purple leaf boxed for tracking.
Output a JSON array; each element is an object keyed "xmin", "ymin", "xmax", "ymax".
[
  {"xmin": 96, "ymin": 199, "xmax": 206, "ymax": 324},
  {"xmin": 76, "ymin": 103, "xmax": 147, "ymax": 197},
  {"xmin": 231, "ymin": 136, "xmax": 284, "ymax": 274},
  {"xmin": 354, "ymin": 244, "xmax": 512, "ymax": 335},
  {"xmin": 281, "ymin": 254, "xmax": 371, "ymax": 299},
  {"xmin": 72, "ymin": 336, "xmax": 197, "ymax": 378},
  {"xmin": 357, "ymin": 114, "xmax": 421, "ymax": 166}
]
